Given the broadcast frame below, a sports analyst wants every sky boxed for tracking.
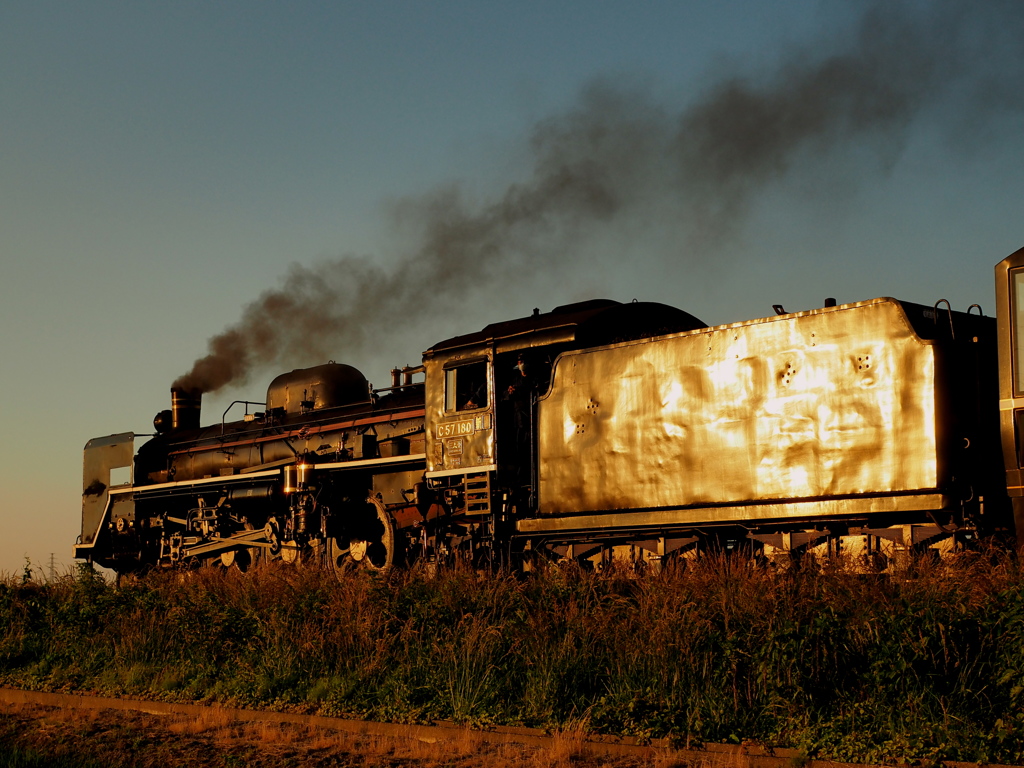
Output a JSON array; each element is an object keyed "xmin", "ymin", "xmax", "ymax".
[{"xmin": 1, "ymin": 0, "xmax": 1022, "ymax": 577}]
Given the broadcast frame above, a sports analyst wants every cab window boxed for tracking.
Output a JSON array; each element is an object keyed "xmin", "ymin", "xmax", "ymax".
[{"xmin": 445, "ymin": 361, "xmax": 488, "ymax": 412}]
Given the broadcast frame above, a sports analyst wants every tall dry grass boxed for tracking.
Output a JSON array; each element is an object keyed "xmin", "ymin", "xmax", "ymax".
[{"xmin": 2, "ymin": 552, "xmax": 1024, "ymax": 763}]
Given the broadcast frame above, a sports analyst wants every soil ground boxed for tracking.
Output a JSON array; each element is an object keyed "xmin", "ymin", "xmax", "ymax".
[{"xmin": 0, "ymin": 701, "xmax": 697, "ymax": 768}]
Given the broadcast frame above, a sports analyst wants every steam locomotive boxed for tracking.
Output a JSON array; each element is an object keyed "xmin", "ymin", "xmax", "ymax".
[{"xmin": 75, "ymin": 247, "xmax": 1024, "ymax": 575}]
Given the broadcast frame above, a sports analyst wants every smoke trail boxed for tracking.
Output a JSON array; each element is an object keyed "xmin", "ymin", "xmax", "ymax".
[{"xmin": 174, "ymin": 0, "xmax": 1024, "ymax": 395}]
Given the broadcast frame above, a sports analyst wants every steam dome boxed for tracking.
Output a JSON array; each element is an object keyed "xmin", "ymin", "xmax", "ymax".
[{"xmin": 266, "ymin": 363, "xmax": 369, "ymax": 415}]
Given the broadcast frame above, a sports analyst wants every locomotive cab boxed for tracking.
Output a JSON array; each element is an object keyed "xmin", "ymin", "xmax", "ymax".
[{"xmin": 422, "ymin": 300, "xmax": 707, "ymax": 532}]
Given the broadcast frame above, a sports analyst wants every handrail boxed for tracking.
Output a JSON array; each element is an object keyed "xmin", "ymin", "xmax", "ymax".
[
  {"xmin": 221, "ymin": 400, "xmax": 266, "ymax": 434},
  {"xmin": 933, "ymin": 299, "xmax": 955, "ymax": 340}
]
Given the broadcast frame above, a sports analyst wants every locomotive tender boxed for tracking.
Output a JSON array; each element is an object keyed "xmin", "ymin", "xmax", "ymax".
[{"xmin": 75, "ymin": 247, "xmax": 1024, "ymax": 574}]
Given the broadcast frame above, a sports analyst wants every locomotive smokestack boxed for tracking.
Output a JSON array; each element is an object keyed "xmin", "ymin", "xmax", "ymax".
[{"xmin": 171, "ymin": 388, "xmax": 202, "ymax": 431}]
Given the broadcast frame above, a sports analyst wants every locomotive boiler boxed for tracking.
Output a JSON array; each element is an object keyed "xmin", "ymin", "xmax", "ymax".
[{"xmin": 74, "ymin": 246, "xmax": 1024, "ymax": 574}]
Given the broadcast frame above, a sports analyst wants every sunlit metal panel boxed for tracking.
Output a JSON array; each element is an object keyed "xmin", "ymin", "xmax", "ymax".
[{"xmin": 537, "ymin": 298, "xmax": 940, "ymax": 517}]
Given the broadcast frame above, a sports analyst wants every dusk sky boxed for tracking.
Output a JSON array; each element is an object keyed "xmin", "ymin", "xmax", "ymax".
[{"xmin": 2, "ymin": 0, "xmax": 1022, "ymax": 576}]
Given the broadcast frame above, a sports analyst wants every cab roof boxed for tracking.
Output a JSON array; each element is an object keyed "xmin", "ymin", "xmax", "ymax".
[{"xmin": 425, "ymin": 299, "xmax": 706, "ymax": 356}]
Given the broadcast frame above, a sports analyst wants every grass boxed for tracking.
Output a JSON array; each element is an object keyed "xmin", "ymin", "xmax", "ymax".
[{"xmin": 2, "ymin": 553, "xmax": 1024, "ymax": 763}]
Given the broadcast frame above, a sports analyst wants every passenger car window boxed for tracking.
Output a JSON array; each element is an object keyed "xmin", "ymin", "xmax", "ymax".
[{"xmin": 445, "ymin": 361, "xmax": 488, "ymax": 412}]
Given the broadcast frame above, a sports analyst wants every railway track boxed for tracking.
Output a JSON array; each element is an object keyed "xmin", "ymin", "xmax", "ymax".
[{"xmin": 1, "ymin": 687, "xmax": 1008, "ymax": 768}]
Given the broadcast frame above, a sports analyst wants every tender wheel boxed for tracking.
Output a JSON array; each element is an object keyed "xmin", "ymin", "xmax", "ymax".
[{"xmin": 329, "ymin": 497, "xmax": 398, "ymax": 578}]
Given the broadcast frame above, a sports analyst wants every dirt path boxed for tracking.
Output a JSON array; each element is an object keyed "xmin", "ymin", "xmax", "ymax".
[
  {"xmin": 1, "ymin": 690, "xmax": 899, "ymax": 768},
  {"xmin": 0, "ymin": 700, "xmax": 685, "ymax": 768}
]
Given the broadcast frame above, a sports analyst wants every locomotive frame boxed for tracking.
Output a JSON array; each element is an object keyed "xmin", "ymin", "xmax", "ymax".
[{"xmin": 74, "ymin": 246, "xmax": 1024, "ymax": 575}]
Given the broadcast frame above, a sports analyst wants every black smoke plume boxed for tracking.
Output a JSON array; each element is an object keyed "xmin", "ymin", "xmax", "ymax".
[{"xmin": 174, "ymin": 0, "xmax": 1024, "ymax": 395}]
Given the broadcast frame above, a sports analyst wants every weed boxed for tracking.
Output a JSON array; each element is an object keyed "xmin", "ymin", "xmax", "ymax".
[{"xmin": 2, "ymin": 554, "xmax": 1024, "ymax": 762}]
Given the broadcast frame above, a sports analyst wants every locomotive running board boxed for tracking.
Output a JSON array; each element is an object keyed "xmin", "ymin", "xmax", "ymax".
[
  {"xmin": 121, "ymin": 453, "xmax": 428, "ymax": 495},
  {"xmin": 315, "ymin": 453, "xmax": 426, "ymax": 472},
  {"xmin": 517, "ymin": 492, "xmax": 951, "ymax": 534}
]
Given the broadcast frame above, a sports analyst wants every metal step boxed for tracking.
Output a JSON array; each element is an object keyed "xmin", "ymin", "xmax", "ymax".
[{"xmin": 463, "ymin": 472, "xmax": 492, "ymax": 516}]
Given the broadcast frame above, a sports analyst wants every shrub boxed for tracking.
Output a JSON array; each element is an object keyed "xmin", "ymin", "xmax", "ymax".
[{"xmin": 2, "ymin": 553, "xmax": 1024, "ymax": 762}]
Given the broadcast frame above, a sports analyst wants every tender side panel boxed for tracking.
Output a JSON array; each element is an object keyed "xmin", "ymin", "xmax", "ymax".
[{"xmin": 536, "ymin": 298, "xmax": 939, "ymax": 517}]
